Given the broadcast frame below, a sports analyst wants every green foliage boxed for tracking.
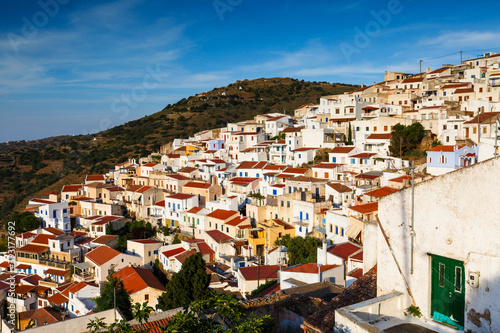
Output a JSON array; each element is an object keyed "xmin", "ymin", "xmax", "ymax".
[
  {"xmin": 270, "ymin": 132, "xmax": 285, "ymax": 141},
  {"xmin": 152, "ymin": 258, "xmax": 169, "ymax": 286},
  {"xmin": 431, "ymin": 139, "xmax": 442, "ymax": 147},
  {"xmin": 93, "ymin": 268, "xmax": 134, "ymax": 320},
  {"xmin": 132, "ymin": 301, "xmax": 154, "ymax": 324},
  {"xmin": 172, "ymin": 234, "xmax": 181, "ymax": 244},
  {"xmin": 87, "ymin": 317, "xmax": 107, "ymax": 333},
  {"xmin": 346, "ymin": 122, "xmax": 353, "ymax": 145},
  {"xmin": 249, "ymin": 280, "xmax": 277, "ymax": 298},
  {"xmin": 389, "ymin": 123, "xmax": 425, "ymax": 158},
  {"xmin": 405, "ymin": 304, "xmax": 422, "ymax": 318},
  {"xmin": 8, "ymin": 211, "xmax": 41, "ymax": 233},
  {"xmin": 162, "ymin": 292, "xmax": 274, "ymax": 333},
  {"xmin": 162, "ymin": 226, "xmax": 171, "ymax": 236},
  {"xmin": 0, "ymin": 236, "xmax": 7, "ymax": 252},
  {"xmin": 313, "ymin": 150, "xmax": 330, "ymax": 164},
  {"xmin": 274, "ymin": 235, "xmax": 322, "ymax": 266},
  {"xmin": 157, "ymin": 252, "xmax": 210, "ymax": 311}
]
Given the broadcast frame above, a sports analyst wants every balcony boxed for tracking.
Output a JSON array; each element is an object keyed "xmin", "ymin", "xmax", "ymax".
[
  {"xmin": 314, "ymin": 225, "xmax": 326, "ymax": 234},
  {"xmin": 73, "ymin": 271, "xmax": 96, "ymax": 283},
  {"xmin": 293, "ymin": 217, "xmax": 310, "ymax": 226},
  {"xmin": 38, "ymin": 259, "xmax": 73, "ymax": 270}
]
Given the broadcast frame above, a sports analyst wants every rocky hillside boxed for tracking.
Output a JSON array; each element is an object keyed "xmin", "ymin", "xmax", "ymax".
[{"xmin": 0, "ymin": 77, "xmax": 358, "ymax": 224}]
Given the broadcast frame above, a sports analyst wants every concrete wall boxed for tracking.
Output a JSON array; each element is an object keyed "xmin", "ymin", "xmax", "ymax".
[
  {"xmin": 1, "ymin": 308, "xmax": 123, "ymax": 333},
  {"xmin": 377, "ymin": 157, "xmax": 500, "ymax": 333}
]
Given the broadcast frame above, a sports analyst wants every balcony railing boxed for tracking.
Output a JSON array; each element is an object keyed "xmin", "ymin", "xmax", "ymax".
[
  {"xmin": 74, "ymin": 272, "xmax": 95, "ymax": 283},
  {"xmin": 39, "ymin": 259, "xmax": 73, "ymax": 270},
  {"xmin": 293, "ymin": 217, "xmax": 310, "ymax": 225}
]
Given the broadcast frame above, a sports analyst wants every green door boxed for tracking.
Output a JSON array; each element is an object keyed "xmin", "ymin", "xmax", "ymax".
[{"xmin": 430, "ymin": 254, "xmax": 465, "ymax": 329}]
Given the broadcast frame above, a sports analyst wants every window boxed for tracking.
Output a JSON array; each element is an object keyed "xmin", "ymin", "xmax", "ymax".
[
  {"xmin": 373, "ymin": 126, "xmax": 377, "ymax": 132},
  {"xmin": 335, "ymin": 226, "xmax": 339, "ymax": 235},
  {"xmin": 483, "ymin": 127, "xmax": 487, "ymax": 134},
  {"xmin": 351, "ymin": 158, "xmax": 356, "ymax": 164},
  {"xmin": 341, "ymin": 228, "xmax": 344, "ymax": 236},
  {"xmin": 148, "ymin": 251, "xmax": 151, "ymax": 256},
  {"xmin": 366, "ymin": 127, "xmax": 369, "ymax": 131},
  {"xmin": 455, "ymin": 267, "xmax": 462, "ymax": 292},
  {"xmin": 145, "ymin": 294, "xmax": 149, "ymax": 301},
  {"xmin": 332, "ymin": 157, "xmax": 336, "ymax": 162},
  {"xmin": 473, "ymin": 127, "xmax": 477, "ymax": 134},
  {"xmin": 356, "ymin": 127, "xmax": 360, "ymax": 131},
  {"xmin": 287, "ymin": 201, "xmax": 290, "ymax": 207},
  {"xmin": 384, "ymin": 126, "xmax": 388, "ymax": 131},
  {"xmin": 281, "ymin": 200, "xmax": 284, "ymax": 207},
  {"xmin": 330, "ymin": 224, "xmax": 333, "ymax": 232},
  {"xmin": 439, "ymin": 263, "xmax": 445, "ymax": 287}
]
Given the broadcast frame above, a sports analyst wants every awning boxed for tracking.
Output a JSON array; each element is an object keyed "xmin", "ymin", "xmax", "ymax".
[
  {"xmin": 346, "ymin": 224, "xmax": 362, "ymax": 239},
  {"xmin": 73, "ymin": 262, "xmax": 93, "ymax": 270}
]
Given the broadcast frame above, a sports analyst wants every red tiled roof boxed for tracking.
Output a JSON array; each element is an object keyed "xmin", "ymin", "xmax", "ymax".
[
  {"xmin": 16, "ymin": 244, "xmax": 49, "ymax": 254},
  {"xmin": 350, "ymin": 202, "xmax": 378, "ymax": 214},
  {"xmin": 327, "ymin": 183, "xmax": 352, "ymax": 193},
  {"xmin": 89, "ymin": 215, "xmax": 122, "ymax": 225},
  {"xmin": 143, "ymin": 163, "xmax": 158, "ymax": 167},
  {"xmin": 31, "ymin": 234, "xmax": 57, "ymax": 245},
  {"xmin": 355, "ymin": 173, "xmax": 380, "ymax": 180},
  {"xmin": 348, "ymin": 268, "xmax": 364, "ymax": 278},
  {"xmin": 162, "ymin": 247, "xmax": 186, "ymax": 258},
  {"xmin": 229, "ymin": 177, "xmax": 259, "ymax": 185},
  {"xmin": 366, "ymin": 133, "xmax": 392, "ymax": 140},
  {"xmin": 207, "ymin": 209, "xmax": 238, "ymax": 220},
  {"xmin": 183, "ymin": 181, "xmax": 211, "ymax": 189},
  {"xmin": 61, "ymin": 184, "xmax": 82, "ymax": 192},
  {"xmin": 18, "ymin": 232, "xmax": 36, "ymax": 239},
  {"xmin": 174, "ymin": 249, "xmax": 197, "ymax": 264},
  {"xmin": 442, "ymin": 83, "xmax": 469, "ymax": 90},
  {"xmin": 284, "ymin": 263, "xmax": 339, "ymax": 273},
  {"xmin": 187, "ymin": 207, "xmax": 203, "ymax": 214},
  {"xmin": 464, "ymin": 112, "xmax": 500, "ymax": 124},
  {"xmin": 167, "ymin": 193, "xmax": 196, "ymax": 200},
  {"xmin": 454, "ymin": 88, "xmax": 474, "ymax": 94},
  {"xmin": 205, "ymin": 230, "xmax": 234, "ymax": 243},
  {"xmin": 105, "ymin": 186, "xmax": 125, "ymax": 191},
  {"xmin": 47, "ymin": 293, "xmax": 69, "ymax": 306},
  {"xmin": 86, "ymin": 175, "xmax": 105, "ymax": 181},
  {"xmin": 291, "ymin": 147, "xmax": 319, "ymax": 152},
  {"xmin": 389, "ymin": 175, "xmax": 423, "ymax": 183},
  {"xmin": 177, "ymin": 167, "xmax": 198, "ymax": 173},
  {"xmin": 0, "ymin": 262, "xmax": 10, "ymax": 268},
  {"xmin": 312, "ymin": 163, "xmax": 342, "ymax": 169},
  {"xmin": 44, "ymin": 227, "xmax": 65, "ymax": 235},
  {"xmin": 130, "ymin": 239, "xmax": 162, "ymax": 244},
  {"xmin": 85, "ymin": 245, "xmax": 120, "ymax": 265},
  {"xmin": 364, "ymin": 187, "xmax": 398, "ymax": 198},
  {"xmin": 427, "ymin": 145, "xmax": 464, "ymax": 152},
  {"xmin": 92, "ymin": 235, "xmax": 118, "ymax": 244},
  {"xmin": 402, "ymin": 77, "xmax": 424, "ymax": 83},
  {"xmin": 44, "ymin": 269, "xmax": 70, "ymax": 277},
  {"xmin": 16, "ymin": 264, "xmax": 31, "ymax": 270},
  {"xmin": 225, "ymin": 216, "xmax": 249, "ymax": 227},
  {"xmin": 239, "ymin": 265, "xmax": 279, "ymax": 281},
  {"xmin": 114, "ymin": 266, "xmax": 166, "ymax": 294},
  {"xmin": 328, "ymin": 243, "xmax": 362, "ymax": 260},
  {"xmin": 29, "ymin": 198, "xmax": 57, "ymax": 204},
  {"xmin": 350, "ymin": 153, "xmax": 377, "ymax": 158},
  {"xmin": 330, "ymin": 147, "xmax": 356, "ymax": 154},
  {"xmin": 197, "ymin": 242, "xmax": 215, "ymax": 255},
  {"xmin": 167, "ymin": 174, "xmax": 191, "ymax": 180},
  {"xmin": 282, "ymin": 167, "xmax": 308, "ymax": 174}
]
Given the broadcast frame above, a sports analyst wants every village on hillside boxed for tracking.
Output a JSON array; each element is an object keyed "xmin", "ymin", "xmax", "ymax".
[{"xmin": 1, "ymin": 53, "xmax": 500, "ymax": 332}]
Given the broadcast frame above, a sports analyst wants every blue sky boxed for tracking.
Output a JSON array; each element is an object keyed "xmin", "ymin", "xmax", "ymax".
[{"xmin": 1, "ymin": 0, "xmax": 500, "ymax": 141}]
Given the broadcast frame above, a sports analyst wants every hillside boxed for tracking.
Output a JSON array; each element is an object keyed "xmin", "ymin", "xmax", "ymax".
[{"xmin": 0, "ymin": 77, "xmax": 358, "ymax": 224}]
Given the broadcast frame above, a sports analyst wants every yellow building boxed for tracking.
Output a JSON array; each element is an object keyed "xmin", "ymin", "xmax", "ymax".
[{"xmin": 248, "ymin": 219, "xmax": 295, "ymax": 257}]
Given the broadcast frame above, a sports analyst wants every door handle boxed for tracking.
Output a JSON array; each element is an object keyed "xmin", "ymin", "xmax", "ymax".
[{"xmin": 449, "ymin": 292, "xmax": 452, "ymax": 297}]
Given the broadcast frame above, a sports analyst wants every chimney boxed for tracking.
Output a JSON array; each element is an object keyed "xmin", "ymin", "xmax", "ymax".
[
  {"xmin": 318, "ymin": 263, "xmax": 322, "ymax": 282},
  {"xmin": 426, "ymin": 67, "xmax": 431, "ymax": 73},
  {"xmin": 361, "ymin": 83, "xmax": 364, "ymax": 88}
]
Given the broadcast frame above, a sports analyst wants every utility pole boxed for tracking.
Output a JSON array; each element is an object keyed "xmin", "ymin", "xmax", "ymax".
[
  {"xmin": 419, "ymin": 60, "xmax": 423, "ymax": 77},
  {"xmin": 460, "ymin": 50, "xmax": 463, "ymax": 63},
  {"xmin": 113, "ymin": 286, "xmax": 116, "ymax": 321},
  {"xmin": 410, "ymin": 161, "xmax": 415, "ymax": 275}
]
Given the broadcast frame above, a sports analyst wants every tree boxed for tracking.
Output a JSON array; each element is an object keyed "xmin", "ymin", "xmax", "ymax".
[
  {"xmin": 157, "ymin": 252, "xmax": 210, "ymax": 311},
  {"xmin": 152, "ymin": 259, "xmax": 169, "ymax": 286},
  {"xmin": 132, "ymin": 301, "xmax": 154, "ymax": 324},
  {"xmin": 8, "ymin": 211, "xmax": 42, "ymax": 233},
  {"xmin": 93, "ymin": 268, "xmax": 134, "ymax": 320},
  {"xmin": 389, "ymin": 123, "xmax": 425, "ymax": 158},
  {"xmin": 346, "ymin": 122, "xmax": 353, "ymax": 145},
  {"xmin": 162, "ymin": 292, "xmax": 274, "ymax": 333},
  {"xmin": 431, "ymin": 139, "xmax": 442, "ymax": 147},
  {"xmin": 274, "ymin": 235, "xmax": 322, "ymax": 266}
]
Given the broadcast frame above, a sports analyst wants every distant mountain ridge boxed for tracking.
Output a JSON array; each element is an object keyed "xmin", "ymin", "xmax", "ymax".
[{"xmin": 0, "ymin": 77, "xmax": 358, "ymax": 223}]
